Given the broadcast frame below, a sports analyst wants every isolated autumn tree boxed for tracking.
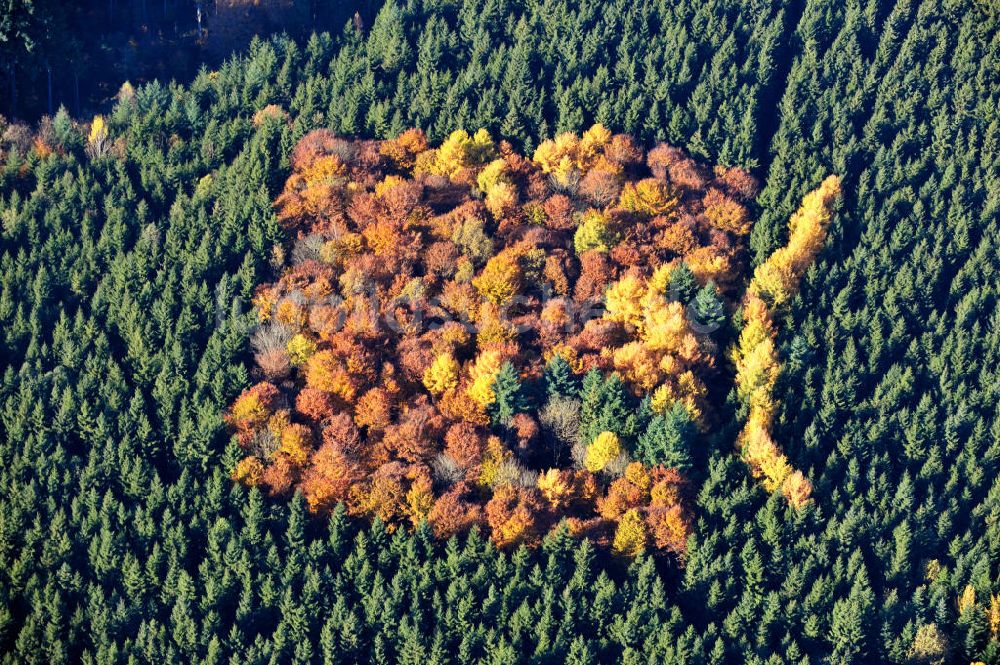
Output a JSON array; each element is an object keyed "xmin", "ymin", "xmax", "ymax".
[
  {"xmin": 85, "ymin": 115, "xmax": 110, "ymax": 159},
  {"xmin": 584, "ymin": 432, "xmax": 623, "ymax": 473}
]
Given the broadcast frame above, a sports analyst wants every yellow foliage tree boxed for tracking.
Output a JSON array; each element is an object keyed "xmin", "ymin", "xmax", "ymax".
[
  {"xmin": 551, "ymin": 156, "xmax": 580, "ymax": 190},
  {"xmin": 533, "ymin": 124, "xmax": 612, "ymax": 175},
  {"xmin": 612, "ymin": 509, "xmax": 648, "ymax": 558},
  {"xmin": 533, "ymin": 131, "xmax": 580, "ymax": 173},
  {"xmin": 611, "ymin": 343, "xmax": 663, "ymax": 392},
  {"xmin": 476, "ymin": 159, "xmax": 518, "ymax": 216},
  {"xmin": 477, "ymin": 158, "xmax": 509, "ymax": 193},
  {"xmin": 426, "ymin": 128, "xmax": 497, "ymax": 176},
  {"xmin": 648, "ymin": 263, "xmax": 676, "ymax": 295},
  {"xmin": 230, "ymin": 392, "xmax": 269, "ymax": 428},
  {"xmin": 650, "ymin": 380, "xmax": 705, "ymax": 424},
  {"xmin": 573, "ymin": 209, "xmax": 616, "ymax": 254},
  {"xmin": 468, "ymin": 129, "xmax": 496, "ymax": 164},
  {"xmin": 485, "ymin": 182, "xmax": 518, "ymax": 218},
  {"xmin": 536, "ymin": 468, "xmax": 571, "ymax": 508},
  {"xmin": 584, "ymin": 431, "xmax": 623, "ymax": 472},
  {"xmin": 604, "ymin": 275, "xmax": 646, "ymax": 329},
  {"xmin": 702, "ymin": 190, "xmax": 750, "ymax": 235},
  {"xmin": 478, "ymin": 435, "xmax": 513, "ymax": 487},
  {"xmin": 476, "ymin": 301, "xmax": 518, "ymax": 348},
  {"xmin": 286, "ymin": 333, "xmax": 317, "ymax": 366},
  {"xmin": 267, "ymin": 410, "xmax": 292, "ymax": 438},
  {"xmin": 473, "ymin": 250, "xmax": 522, "ymax": 305},
  {"xmin": 280, "ymin": 423, "xmax": 313, "ymax": 466},
  {"xmin": 305, "ymin": 350, "xmax": 356, "ymax": 402},
  {"xmin": 751, "ymin": 175, "xmax": 842, "ymax": 306},
  {"xmin": 405, "ymin": 476, "xmax": 436, "ymax": 527},
  {"xmin": 423, "ymin": 353, "xmax": 461, "ymax": 396},
  {"xmin": 619, "ymin": 179, "xmax": 677, "ymax": 217},
  {"xmin": 641, "ymin": 299, "xmax": 690, "ymax": 353},
  {"xmin": 958, "ymin": 584, "xmax": 978, "ymax": 615},
  {"xmin": 302, "ymin": 155, "xmax": 348, "ymax": 187},
  {"xmin": 685, "ymin": 247, "xmax": 732, "ymax": 287},
  {"xmin": 374, "ymin": 174, "xmax": 407, "ymax": 197},
  {"xmin": 989, "ymin": 594, "xmax": 1000, "ymax": 637},
  {"xmin": 232, "ymin": 456, "xmax": 265, "ymax": 486},
  {"xmin": 467, "ymin": 349, "xmax": 505, "ymax": 406},
  {"xmin": 87, "ymin": 115, "xmax": 110, "ymax": 158},
  {"xmin": 275, "ymin": 299, "xmax": 307, "ymax": 328},
  {"xmin": 623, "ymin": 462, "xmax": 652, "ymax": 494},
  {"xmin": 578, "ymin": 124, "xmax": 612, "ymax": 168},
  {"xmin": 739, "ymin": 418, "xmax": 791, "ymax": 491},
  {"xmin": 734, "ymin": 332, "xmax": 779, "ymax": 410},
  {"xmin": 436, "ymin": 130, "xmax": 474, "ymax": 175}
]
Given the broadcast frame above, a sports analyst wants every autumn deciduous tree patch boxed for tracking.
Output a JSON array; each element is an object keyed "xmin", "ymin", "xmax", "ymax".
[{"xmin": 226, "ymin": 124, "xmax": 826, "ymax": 558}]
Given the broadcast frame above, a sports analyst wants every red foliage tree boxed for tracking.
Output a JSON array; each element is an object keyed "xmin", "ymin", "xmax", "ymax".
[
  {"xmin": 443, "ymin": 422, "xmax": 487, "ymax": 469},
  {"xmin": 574, "ymin": 251, "xmax": 613, "ymax": 303},
  {"xmin": 485, "ymin": 484, "xmax": 548, "ymax": 548},
  {"xmin": 301, "ymin": 437, "xmax": 364, "ymax": 513},
  {"xmin": 295, "ymin": 388, "xmax": 336, "ymax": 424},
  {"xmin": 428, "ymin": 482, "xmax": 484, "ymax": 539}
]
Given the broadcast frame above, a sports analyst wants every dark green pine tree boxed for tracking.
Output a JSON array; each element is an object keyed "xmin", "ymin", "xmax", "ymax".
[
  {"xmin": 956, "ymin": 601, "xmax": 990, "ymax": 663},
  {"xmin": 667, "ymin": 262, "xmax": 697, "ymax": 303},
  {"xmin": 578, "ymin": 370, "xmax": 604, "ymax": 443},
  {"xmin": 284, "ymin": 493, "xmax": 307, "ymax": 583},
  {"xmin": 688, "ymin": 281, "xmax": 727, "ymax": 332},
  {"xmin": 829, "ymin": 570, "xmax": 875, "ymax": 664},
  {"xmin": 565, "ymin": 636, "xmax": 598, "ymax": 665},
  {"xmin": 593, "ymin": 373, "xmax": 631, "ymax": 440},
  {"xmin": 544, "ymin": 354, "xmax": 579, "ymax": 399},
  {"xmin": 488, "ymin": 362, "xmax": 527, "ymax": 427},
  {"xmin": 635, "ymin": 403, "xmax": 695, "ymax": 470},
  {"xmin": 327, "ymin": 502, "xmax": 350, "ymax": 559}
]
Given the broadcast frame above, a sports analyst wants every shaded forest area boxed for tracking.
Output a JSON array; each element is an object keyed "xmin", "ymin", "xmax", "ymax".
[
  {"xmin": 0, "ymin": 0, "xmax": 377, "ymax": 120},
  {"xmin": 0, "ymin": 0, "xmax": 998, "ymax": 663}
]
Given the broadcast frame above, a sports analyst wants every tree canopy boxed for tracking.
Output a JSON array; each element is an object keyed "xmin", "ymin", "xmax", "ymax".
[{"xmin": 0, "ymin": 0, "xmax": 998, "ymax": 662}]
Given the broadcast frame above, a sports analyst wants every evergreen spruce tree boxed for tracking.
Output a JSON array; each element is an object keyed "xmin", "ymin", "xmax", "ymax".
[
  {"xmin": 544, "ymin": 354, "xmax": 579, "ymax": 399},
  {"xmin": 488, "ymin": 361, "xmax": 527, "ymax": 427},
  {"xmin": 689, "ymin": 281, "xmax": 727, "ymax": 332},
  {"xmin": 667, "ymin": 263, "xmax": 697, "ymax": 303},
  {"xmin": 593, "ymin": 373, "xmax": 631, "ymax": 441},
  {"xmin": 636, "ymin": 404, "xmax": 695, "ymax": 470},
  {"xmin": 565, "ymin": 636, "xmax": 598, "ymax": 665},
  {"xmin": 578, "ymin": 370, "xmax": 604, "ymax": 444}
]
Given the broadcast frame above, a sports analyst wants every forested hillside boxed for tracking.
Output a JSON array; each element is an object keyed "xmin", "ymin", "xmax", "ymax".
[{"xmin": 0, "ymin": 0, "xmax": 997, "ymax": 663}]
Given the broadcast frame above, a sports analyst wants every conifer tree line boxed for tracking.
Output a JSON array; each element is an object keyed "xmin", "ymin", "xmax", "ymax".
[{"xmin": 0, "ymin": 0, "xmax": 997, "ymax": 663}]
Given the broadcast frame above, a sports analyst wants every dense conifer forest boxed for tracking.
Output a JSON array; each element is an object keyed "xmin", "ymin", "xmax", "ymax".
[{"xmin": 0, "ymin": 0, "xmax": 998, "ymax": 663}]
